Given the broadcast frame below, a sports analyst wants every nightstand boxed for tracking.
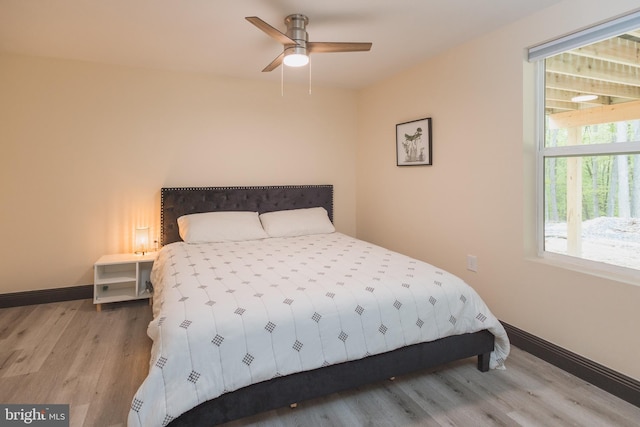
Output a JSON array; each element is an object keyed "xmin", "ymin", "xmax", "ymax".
[{"xmin": 93, "ymin": 252, "xmax": 156, "ymax": 311}]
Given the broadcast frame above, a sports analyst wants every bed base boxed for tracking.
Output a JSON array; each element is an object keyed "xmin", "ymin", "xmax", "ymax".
[{"xmin": 168, "ymin": 330, "xmax": 494, "ymax": 426}]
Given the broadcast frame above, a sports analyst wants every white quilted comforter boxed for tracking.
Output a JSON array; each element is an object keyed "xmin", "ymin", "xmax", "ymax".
[{"xmin": 128, "ymin": 232, "xmax": 510, "ymax": 426}]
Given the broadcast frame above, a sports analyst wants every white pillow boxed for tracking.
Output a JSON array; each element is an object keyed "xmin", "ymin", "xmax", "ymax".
[
  {"xmin": 177, "ymin": 211, "xmax": 268, "ymax": 243},
  {"xmin": 259, "ymin": 207, "xmax": 335, "ymax": 238}
]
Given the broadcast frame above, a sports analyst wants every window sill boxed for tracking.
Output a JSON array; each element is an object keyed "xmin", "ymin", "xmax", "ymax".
[{"xmin": 526, "ymin": 252, "xmax": 640, "ymax": 287}]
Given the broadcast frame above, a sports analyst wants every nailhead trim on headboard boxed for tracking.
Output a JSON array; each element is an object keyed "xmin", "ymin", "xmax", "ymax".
[{"xmin": 160, "ymin": 185, "xmax": 334, "ymax": 246}]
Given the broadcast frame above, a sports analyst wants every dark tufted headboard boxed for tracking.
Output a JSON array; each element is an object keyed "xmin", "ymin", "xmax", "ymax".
[{"xmin": 161, "ymin": 185, "xmax": 334, "ymax": 245}]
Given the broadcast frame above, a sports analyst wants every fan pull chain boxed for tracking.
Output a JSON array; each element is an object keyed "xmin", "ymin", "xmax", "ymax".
[
  {"xmin": 308, "ymin": 59, "xmax": 312, "ymax": 95},
  {"xmin": 281, "ymin": 63, "xmax": 284, "ymax": 97}
]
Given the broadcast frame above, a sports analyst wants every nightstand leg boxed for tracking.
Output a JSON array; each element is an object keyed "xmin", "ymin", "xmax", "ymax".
[{"xmin": 96, "ymin": 304, "xmax": 102, "ymax": 312}]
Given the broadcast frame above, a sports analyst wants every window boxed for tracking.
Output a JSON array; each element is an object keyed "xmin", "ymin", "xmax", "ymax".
[{"xmin": 529, "ymin": 11, "xmax": 640, "ymax": 275}]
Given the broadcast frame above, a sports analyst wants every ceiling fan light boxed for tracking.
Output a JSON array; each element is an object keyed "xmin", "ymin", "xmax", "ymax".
[{"xmin": 283, "ymin": 53, "xmax": 309, "ymax": 67}]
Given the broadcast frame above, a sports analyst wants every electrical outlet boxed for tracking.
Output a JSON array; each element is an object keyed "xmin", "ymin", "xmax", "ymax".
[{"xmin": 466, "ymin": 255, "xmax": 478, "ymax": 272}]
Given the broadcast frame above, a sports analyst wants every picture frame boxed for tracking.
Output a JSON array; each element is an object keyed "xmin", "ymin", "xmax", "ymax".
[{"xmin": 396, "ymin": 117, "xmax": 432, "ymax": 166}]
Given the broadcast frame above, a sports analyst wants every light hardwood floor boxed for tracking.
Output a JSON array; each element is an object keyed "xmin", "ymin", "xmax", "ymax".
[{"xmin": 1, "ymin": 299, "xmax": 638, "ymax": 427}]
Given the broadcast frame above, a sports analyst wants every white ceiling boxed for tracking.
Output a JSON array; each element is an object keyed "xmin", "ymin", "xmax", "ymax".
[{"xmin": 0, "ymin": 0, "xmax": 563, "ymax": 89}]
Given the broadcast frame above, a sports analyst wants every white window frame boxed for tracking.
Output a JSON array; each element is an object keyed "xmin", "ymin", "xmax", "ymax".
[{"xmin": 531, "ymin": 10, "xmax": 640, "ymax": 284}]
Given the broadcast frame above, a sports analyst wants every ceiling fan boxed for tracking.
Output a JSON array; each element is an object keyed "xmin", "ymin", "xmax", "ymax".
[{"xmin": 245, "ymin": 14, "xmax": 372, "ymax": 72}]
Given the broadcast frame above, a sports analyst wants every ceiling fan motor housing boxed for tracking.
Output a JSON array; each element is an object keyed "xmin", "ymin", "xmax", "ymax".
[{"xmin": 285, "ymin": 14, "xmax": 309, "ymax": 56}]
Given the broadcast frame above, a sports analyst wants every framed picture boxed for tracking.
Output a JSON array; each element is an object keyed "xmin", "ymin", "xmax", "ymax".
[{"xmin": 396, "ymin": 117, "xmax": 432, "ymax": 166}]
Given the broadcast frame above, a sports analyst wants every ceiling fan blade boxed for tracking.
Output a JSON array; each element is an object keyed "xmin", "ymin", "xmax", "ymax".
[
  {"xmin": 262, "ymin": 52, "xmax": 285, "ymax": 72},
  {"xmin": 246, "ymin": 16, "xmax": 296, "ymax": 45},
  {"xmin": 308, "ymin": 42, "xmax": 372, "ymax": 53}
]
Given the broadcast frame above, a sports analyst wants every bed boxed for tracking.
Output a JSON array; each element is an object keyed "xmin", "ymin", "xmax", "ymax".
[{"xmin": 128, "ymin": 185, "xmax": 509, "ymax": 427}]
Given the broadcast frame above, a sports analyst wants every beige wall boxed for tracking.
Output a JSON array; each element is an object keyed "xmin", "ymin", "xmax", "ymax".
[
  {"xmin": 356, "ymin": 0, "xmax": 640, "ymax": 381},
  {"xmin": 0, "ymin": 54, "xmax": 358, "ymax": 294}
]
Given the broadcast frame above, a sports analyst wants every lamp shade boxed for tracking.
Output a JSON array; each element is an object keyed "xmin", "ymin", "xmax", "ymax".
[
  {"xmin": 135, "ymin": 226, "xmax": 150, "ymax": 254},
  {"xmin": 283, "ymin": 44, "xmax": 309, "ymax": 67},
  {"xmin": 283, "ymin": 53, "xmax": 309, "ymax": 67}
]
